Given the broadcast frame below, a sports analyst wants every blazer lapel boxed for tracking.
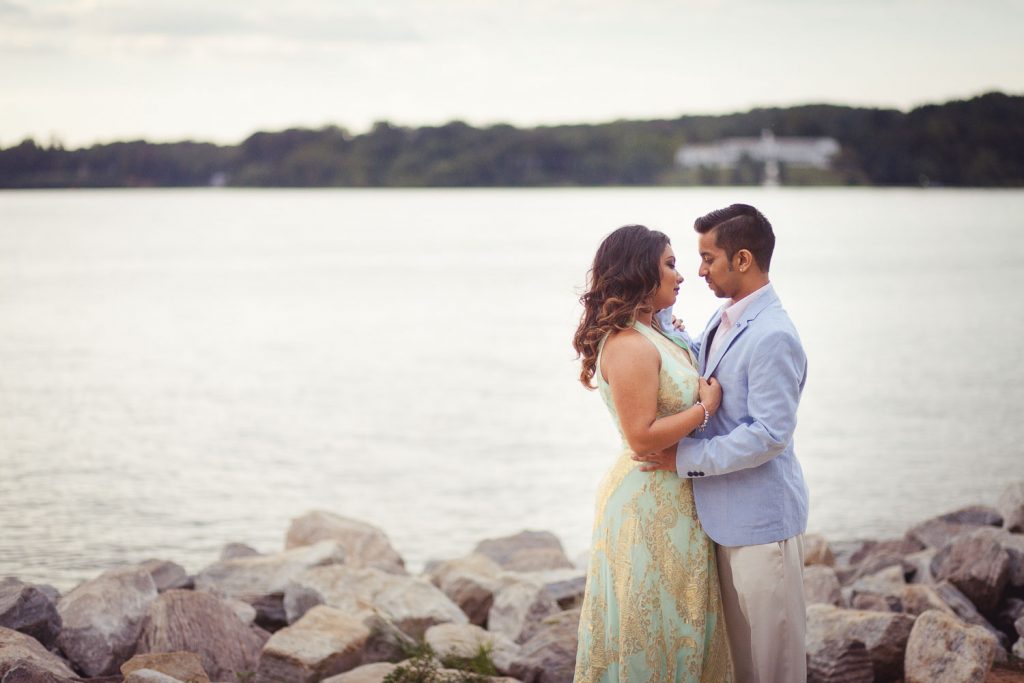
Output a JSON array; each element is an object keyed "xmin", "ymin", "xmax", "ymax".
[
  {"xmin": 698, "ymin": 310, "xmax": 723, "ymax": 374},
  {"xmin": 704, "ymin": 286, "xmax": 779, "ymax": 377}
]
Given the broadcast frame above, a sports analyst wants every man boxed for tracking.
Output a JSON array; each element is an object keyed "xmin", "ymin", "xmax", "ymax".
[{"xmin": 634, "ymin": 203, "xmax": 810, "ymax": 683}]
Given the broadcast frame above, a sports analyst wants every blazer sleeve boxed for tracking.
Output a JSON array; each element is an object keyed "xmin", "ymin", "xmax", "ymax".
[{"xmin": 675, "ymin": 328, "xmax": 806, "ymax": 477}]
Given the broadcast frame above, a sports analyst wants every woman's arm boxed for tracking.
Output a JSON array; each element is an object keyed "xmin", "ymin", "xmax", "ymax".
[{"xmin": 601, "ymin": 329, "xmax": 720, "ymax": 454}]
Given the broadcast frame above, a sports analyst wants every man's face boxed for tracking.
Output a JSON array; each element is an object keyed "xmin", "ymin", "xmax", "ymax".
[{"xmin": 697, "ymin": 229, "xmax": 740, "ymax": 300}]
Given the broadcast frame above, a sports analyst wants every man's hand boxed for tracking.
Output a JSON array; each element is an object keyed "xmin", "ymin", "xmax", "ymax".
[{"xmin": 632, "ymin": 444, "xmax": 677, "ymax": 472}]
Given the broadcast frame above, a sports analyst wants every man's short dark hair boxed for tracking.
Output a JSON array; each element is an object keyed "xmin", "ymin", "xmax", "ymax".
[{"xmin": 694, "ymin": 204, "xmax": 775, "ymax": 271}]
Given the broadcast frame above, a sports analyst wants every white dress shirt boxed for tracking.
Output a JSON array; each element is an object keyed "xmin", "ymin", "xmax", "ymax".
[{"xmin": 707, "ymin": 282, "xmax": 773, "ymax": 361}]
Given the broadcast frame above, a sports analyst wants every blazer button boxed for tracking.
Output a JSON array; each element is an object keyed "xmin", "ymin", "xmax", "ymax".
[{"xmin": 687, "ymin": 471, "xmax": 694, "ymax": 477}]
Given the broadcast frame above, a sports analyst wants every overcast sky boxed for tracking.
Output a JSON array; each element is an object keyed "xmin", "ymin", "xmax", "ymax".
[{"xmin": 2, "ymin": 0, "xmax": 1022, "ymax": 147}]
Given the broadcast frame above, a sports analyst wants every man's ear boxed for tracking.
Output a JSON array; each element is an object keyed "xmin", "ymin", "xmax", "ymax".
[{"xmin": 734, "ymin": 249, "xmax": 755, "ymax": 273}]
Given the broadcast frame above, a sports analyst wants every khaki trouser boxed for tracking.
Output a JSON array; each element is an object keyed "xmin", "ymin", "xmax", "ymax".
[{"xmin": 716, "ymin": 534, "xmax": 806, "ymax": 683}]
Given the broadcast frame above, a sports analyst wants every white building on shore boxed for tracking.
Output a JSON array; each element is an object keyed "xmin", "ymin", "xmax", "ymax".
[{"xmin": 676, "ymin": 129, "xmax": 840, "ymax": 185}]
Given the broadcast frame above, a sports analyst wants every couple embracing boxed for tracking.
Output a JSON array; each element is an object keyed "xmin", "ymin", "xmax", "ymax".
[{"xmin": 571, "ymin": 204, "xmax": 810, "ymax": 683}]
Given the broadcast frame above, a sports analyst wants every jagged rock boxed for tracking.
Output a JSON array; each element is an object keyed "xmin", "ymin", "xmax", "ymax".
[
  {"xmin": 138, "ymin": 560, "xmax": 191, "ymax": 592},
  {"xmin": 906, "ymin": 505, "xmax": 1004, "ymax": 548},
  {"xmin": 806, "ymin": 629, "xmax": 874, "ymax": 683},
  {"xmin": 904, "ymin": 548, "xmax": 937, "ymax": 584},
  {"xmin": 284, "ymin": 565, "xmax": 466, "ymax": 639},
  {"xmin": 0, "ymin": 578, "xmax": 62, "ymax": 649},
  {"xmin": 286, "ymin": 511, "xmax": 405, "ymax": 574},
  {"xmin": 121, "ymin": 652, "xmax": 210, "ymax": 683},
  {"xmin": 487, "ymin": 577, "xmax": 561, "ymax": 644},
  {"xmin": 931, "ymin": 527, "xmax": 1010, "ymax": 616},
  {"xmin": 221, "ymin": 543, "xmax": 261, "ymax": 560},
  {"xmin": 322, "ymin": 662, "xmax": 397, "ymax": 683},
  {"xmin": 474, "ymin": 531, "xmax": 573, "ymax": 572},
  {"xmin": 194, "ymin": 540, "xmax": 346, "ymax": 628},
  {"xmin": 1014, "ymin": 637, "xmax": 1024, "ymax": 661},
  {"xmin": 904, "ymin": 609, "xmax": 998, "ymax": 683},
  {"xmin": 135, "ymin": 589, "xmax": 266, "ymax": 682},
  {"xmin": 225, "ymin": 597, "xmax": 257, "ymax": 626},
  {"xmin": 507, "ymin": 608, "xmax": 579, "ymax": 683},
  {"xmin": 849, "ymin": 537, "xmax": 924, "ymax": 565},
  {"xmin": 56, "ymin": 566, "xmax": 158, "ymax": 677},
  {"xmin": 805, "ymin": 604, "xmax": 914, "ymax": 681},
  {"xmin": 850, "ymin": 593, "xmax": 901, "ymax": 613},
  {"xmin": 255, "ymin": 605, "xmax": 370, "ymax": 683},
  {"xmin": 123, "ymin": 670, "xmax": 185, "ymax": 683},
  {"xmin": 358, "ymin": 614, "xmax": 417, "ymax": 664},
  {"xmin": 995, "ymin": 531, "xmax": 1024, "ymax": 588},
  {"xmin": 848, "ymin": 551, "xmax": 912, "ymax": 584},
  {"xmin": 849, "ymin": 565, "xmax": 905, "ymax": 612},
  {"xmin": 424, "ymin": 622, "xmax": 521, "ymax": 674},
  {"xmin": 851, "ymin": 565, "xmax": 905, "ymax": 597},
  {"xmin": 804, "ymin": 565, "xmax": 842, "ymax": 606},
  {"xmin": 804, "ymin": 533, "xmax": 836, "ymax": 567},
  {"xmin": 933, "ymin": 580, "xmax": 1009, "ymax": 650},
  {"xmin": 0, "ymin": 627, "xmax": 77, "ymax": 682},
  {"xmin": 995, "ymin": 598, "xmax": 1024, "ymax": 638},
  {"xmin": 519, "ymin": 569, "xmax": 587, "ymax": 611},
  {"xmin": 425, "ymin": 553, "xmax": 503, "ymax": 626},
  {"xmin": 898, "ymin": 584, "xmax": 956, "ymax": 617},
  {"xmin": 997, "ymin": 482, "xmax": 1024, "ymax": 533}
]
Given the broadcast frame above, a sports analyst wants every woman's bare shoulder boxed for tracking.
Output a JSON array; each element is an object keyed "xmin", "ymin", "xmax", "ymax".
[{"xmin": 603, "ymin": 327, "xmax": 658, "ymax": 358}]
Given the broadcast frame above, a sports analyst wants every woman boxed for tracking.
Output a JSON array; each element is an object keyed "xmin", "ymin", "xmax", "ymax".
[{"xmin": 571, "ymin": 225, "xmax": 733, "ymax": 682}]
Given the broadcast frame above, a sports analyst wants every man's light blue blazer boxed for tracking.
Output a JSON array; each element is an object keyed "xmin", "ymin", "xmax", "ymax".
[{"xmin": 664, "ymin": 284, "xmax": 809, "ymax": 548}]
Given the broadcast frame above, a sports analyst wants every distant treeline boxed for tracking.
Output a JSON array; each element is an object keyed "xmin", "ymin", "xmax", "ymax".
[{"xmin": 2, "ymin": 92, "xmax": 1022, "ymax": 188}]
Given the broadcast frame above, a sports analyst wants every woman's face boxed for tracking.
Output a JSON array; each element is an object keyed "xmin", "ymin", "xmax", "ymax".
[{"xmin": 650, "ymin": 243, "xmax": 683, "ymax": 312}]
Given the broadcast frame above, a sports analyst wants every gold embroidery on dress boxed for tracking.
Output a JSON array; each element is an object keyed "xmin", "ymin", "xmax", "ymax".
[{"xmin": 574, "ymin": 324, "xmax": 733, "ymax": 682}]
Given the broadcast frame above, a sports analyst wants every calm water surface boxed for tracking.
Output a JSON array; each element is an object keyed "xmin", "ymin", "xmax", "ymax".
[{"xmin": 1, "ymin": 187, "xmax": 1022, "ymax": 590}]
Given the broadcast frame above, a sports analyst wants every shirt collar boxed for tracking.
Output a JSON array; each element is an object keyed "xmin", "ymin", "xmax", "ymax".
[{"xmin": 721, "ymin": 282, "xmax": 773, "ymax": 325}]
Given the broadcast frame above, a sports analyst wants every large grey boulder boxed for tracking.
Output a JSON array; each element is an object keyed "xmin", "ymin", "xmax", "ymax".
[
  {"xmin": 137, "ymin": 560, "xmax": 191, "ymax": 592},
  {"xmin": 284, "ymin": 565, "xmax": 466, "ymax": 639},
  {"xmin": 997, "ymin": 481, "xmax": 1024, "ymax": 533},
  {"xmin": 931, "ymin": 527, "xmax": 1010, "ymax": 616},
  {"xmin": 135, "ymin": 589, "xmax": 266, "ymax": 682},
  {"xmin": 286, "ymin": 511, "xmax": 405, "ymax": 574},
  {"xmin": 518, "ymin": 568, "xmax": 587, "ymax": 611},
  {"xmin": 904, "ymin": 609, "xmax": 998, "ymax": 683},
  {"xmin": 121, "ymin": 651, "xmax": 210, "ymax": 683},
  {"xmin": 474, "ymin": 531, "xmax": 574, "ymax": 572},
  {"xmin": 487, "ymin": 577, "xmax": 561, "ymax": 644},
  {"xmin": 995, "ymin": 530, "xmax": 1024, "ymax": 588},
  {"xmin": 424, "ymin": 553, "xmax": 503, "ymax": 626},
  {"xmin": 905, "ymin": 505, "xmax": 1003, "ymax": 548},
  {"xmin": 805, "ymin": 628, "xmax": 874, "ymax": 683},
  {"xmin": 805, "ymin": 604, "xmax": 914, "ymax": 681},
  {"xmin": 904, "ymin": 548, "xmax": 937, "ymax": 584},
  {"xmin": 56, "ymin": 565, "xmax": 158, "ymax": 676},
  {"xmin": 898, "ymin": 584, "xmax": 956, "ymax": 617},
  {"xmin": 803, "ymin": 565, "xmax": 842, "ymax": 606},
  {"xmin": 0, "ymin": 578, "xmax": 61, "ymax": 649},
  {"xmin": 424, "ymin": 622, "xmax": 521, "ymax": 675},
  {"xmin": 932, "ymin": 580, "xmax": 1008, "ymax": 650},
  {"xmin": 0, "ymin": 627, "xmax": 77, "ymax": 682},
  {"xmin": 194, "ymin": 540, "xmax": 346, "ymax": 627},
  {"xmin": 255, "ymin": 605, "xmax": 370, "ymax": 683},
  {"xmin": 507, "ymin": 608, "xmax": 580, "ymax": 683}
]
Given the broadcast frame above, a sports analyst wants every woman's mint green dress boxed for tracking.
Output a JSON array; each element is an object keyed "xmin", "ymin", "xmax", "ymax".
[{"xmin": 574, "ymin": 322, "xmax": 733, "ymax": 683}]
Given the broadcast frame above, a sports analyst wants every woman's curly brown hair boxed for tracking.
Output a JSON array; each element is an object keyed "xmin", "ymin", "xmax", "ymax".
[{"xmin": 573, "ymin": 224, "xmax": 670, "ymax": 389}]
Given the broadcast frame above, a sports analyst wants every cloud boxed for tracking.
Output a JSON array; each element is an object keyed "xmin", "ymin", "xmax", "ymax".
[{"xmin": 0, "ymin": 0, "xmax": 420, "ymax": 56}]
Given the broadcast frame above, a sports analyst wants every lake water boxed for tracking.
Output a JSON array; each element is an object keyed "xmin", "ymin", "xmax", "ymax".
[{"xmin": 1, "ymin": 187, "xmax": 1022, "ymax": 591}]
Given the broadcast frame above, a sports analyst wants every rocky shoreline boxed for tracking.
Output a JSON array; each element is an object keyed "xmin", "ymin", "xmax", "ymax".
[{"xmin": 1, "ymin": 482, "xmax": 1023, "ymax": 683}]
